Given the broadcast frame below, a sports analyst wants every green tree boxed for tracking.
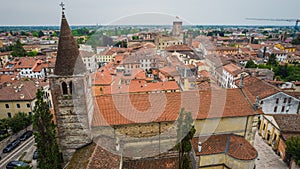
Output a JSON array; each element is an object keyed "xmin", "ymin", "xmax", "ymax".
[
  {"xmin": 8, "ymin": 112, "xmax": 31, "ymax": 133},
  {"xmin": 11, "ymin": 40, "xmax": 26, "ymax": 57},
  {"xmin": 0, "ymin": 118, "xmax": 9, "ymax": 134},
  {"xmin": 275, "ymin": 64, "xmax": 289, "ymax": 79},
  {"xmin": 292, "ymin": 38, "xmax": 299, "ymax": 45},
  {"xmin": 286, "ymin": 136, "xmax": 300, "ymax": 165},
  {"xmin": 27, "ymin": 51, "xmax": 38, "ymax": 57},
  {"xmin": 33, "ymin": 89, "xmax": 61, "ymax": 169},
  {"xmin": 176, "ymin": 108, "xmax": 196, "ymax": 169},
  {"xmin": 245, "ymin": 60, "xmax": 257, "ymax": 68},
  {"xmin": 267, "ymin": 54, "xmax": 278, "ymax": 66},
  {"xmin": 32, "ymin": 31, "xmax": 38, "ymax": 37},
  {"xmin": 38, "ymin": 30, "xmax": 45, "ymax": 38}
]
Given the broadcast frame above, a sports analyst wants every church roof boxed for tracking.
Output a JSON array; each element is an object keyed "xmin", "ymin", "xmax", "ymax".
[{"xmin": 54, "ymin": 12, "xmax": 87, "ymax": 76}]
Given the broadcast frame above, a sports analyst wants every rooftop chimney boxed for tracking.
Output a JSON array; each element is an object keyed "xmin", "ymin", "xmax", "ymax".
[{"xmin": 198, "ymin": 141, "xmax": 202, "ymax": 152}]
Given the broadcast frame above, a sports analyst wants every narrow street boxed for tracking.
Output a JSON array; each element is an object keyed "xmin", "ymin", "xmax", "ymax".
[
  {"xmin": 254, "ymin": 132, "xmax": 288, "ymax": 169},
  {"xmin": 0, "ymin": 136, "xmax": 35, "ymax": 168}
]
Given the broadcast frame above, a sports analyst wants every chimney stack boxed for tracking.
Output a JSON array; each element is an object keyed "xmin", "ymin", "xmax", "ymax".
[{"xmin": 198, "ymin": 141, "xmax": 202, "ymax": 152}]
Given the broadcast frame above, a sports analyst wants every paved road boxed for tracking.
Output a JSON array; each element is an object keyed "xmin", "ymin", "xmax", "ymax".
[
  {"xmin": 0, "ymin": 136, "xmax": 35, "ymax": 168},
  {"xmin": 254, "ymin": 132, "xmax": 288, "ymax": 169}
]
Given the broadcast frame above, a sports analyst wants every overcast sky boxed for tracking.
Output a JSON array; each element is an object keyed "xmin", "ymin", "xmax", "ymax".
[{"xmin": 1, "ymin": 0, "xmax": 299, "ymax": 26}]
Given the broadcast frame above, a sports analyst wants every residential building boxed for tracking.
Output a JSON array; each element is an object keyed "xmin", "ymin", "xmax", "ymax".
[
  {"xmin": 241, "ymin": 76, "xmax": 300, "ymax": 114},
  {"xmin": 191, "ymin": 134, "xmax": 257, "ymax": 169},
  {"xmin": 0, "ymin": 80, "xmax": 51, "ymax": 119},
  {"xmin": 259, "ymin": 114, "xmax": 300, "ymax": 164},
  {"xmin": 221, "ymin": 63, "xmax": 247, "ymax": 88},
  {"xmin": 80, "ymin": 50, "xmax": 97, "ymax": 72}
]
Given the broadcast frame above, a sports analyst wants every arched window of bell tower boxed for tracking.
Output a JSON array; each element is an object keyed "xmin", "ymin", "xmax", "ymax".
[
  {"xmin": 62, "ymin": 82, "xmax": 68, "ymax": 95},
  {"xmin": 69, "ymin": 81, "xmax": 73, "ymax": 94}
]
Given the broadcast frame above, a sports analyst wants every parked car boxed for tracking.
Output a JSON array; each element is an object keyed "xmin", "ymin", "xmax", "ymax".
[
  {"xmin": 6, "ymin": 161, "xmax": 29, "ymax": 169},
  {"xmin": 20, "ymin": 131, "xmax": 33, "ymax": 141},
  {"xmin": 2, "ymin": 139, "xmax": 21, "ymax": 153},
  {"xmin": 32, "ymin": 150, "xmax": 38, "ymax": 160}
]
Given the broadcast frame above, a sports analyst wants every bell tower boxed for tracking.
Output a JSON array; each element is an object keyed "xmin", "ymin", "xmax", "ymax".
[{"xmin": 49, "ymin": 3, "xmax": 94, "ymax": 162}]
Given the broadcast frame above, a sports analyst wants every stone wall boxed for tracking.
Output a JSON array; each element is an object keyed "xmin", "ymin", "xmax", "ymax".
[{"xmin": 50, "ymin": 76, "xmax": 92, "ymax": 162}]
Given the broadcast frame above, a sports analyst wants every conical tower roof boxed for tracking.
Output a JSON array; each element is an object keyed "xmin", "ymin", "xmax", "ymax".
[{"xmin": 54, "ymin": 12, "xmax": 87, "ymax": 76}]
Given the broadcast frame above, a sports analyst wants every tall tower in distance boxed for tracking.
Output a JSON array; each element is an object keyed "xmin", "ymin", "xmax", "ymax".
[
  {"xmin": 172, "ymin": 20, "xmax": 182, "ymax": 37},
  {"xmin": 49, "ymin": 3, "xmax": 93, "ymax": 163}
]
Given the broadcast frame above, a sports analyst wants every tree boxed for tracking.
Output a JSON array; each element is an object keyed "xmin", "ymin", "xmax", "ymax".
[
  {"xmin": 38, "ymin": 31, "xmax": 45, "ymax": 38},
  {"xmin": 176, "ymin": 108, "xmax": 196, "ymax": 169},
  {"xmin": 11, "ymin": 40, "xmax": 26, "ymax": 57},
  {"xmin": 275, "ymin": 64, "xmax": 289, "ymax": 79},
  {"xmin": 267, "ymin": 54, "xmax": 278, "ymax": 66},
  {"xmin": 33, "ymin": 89, "xmax": 61, "ymax": 169},
  {"xmin": 8, "ymin": 112, "xmax": 31, "ymax": 133},
  {"xmin": 245, "ymin": 60, "xmax": 257, "ymax": 68},
  {"xmin": 286, "ymin": 136, "xmax": 300, "ymax": 165},
  {"xmin": 27, "ymin": 51, "xmax": 38, "ymax": 57},
  {"xmin": 0, "ymin": 118, "xmax": 9, "ymax": 134},
  {"xmin": 32, "ymin": 31, "xmax": 38, "ymax": 37}
]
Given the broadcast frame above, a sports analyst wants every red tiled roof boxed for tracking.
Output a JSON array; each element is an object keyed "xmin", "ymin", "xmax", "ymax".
[
  {"xmin": 0, "ymin": 80, "xmax": 40, "ymax": 101},
  {"xmin": 123, "ymin": 156, "xmax": 179, "ymax": 169},
  {"xmin": 87, "ymin": 145, "xmax": 120, "ymax": 169},
  {"xmin": 92, "ymin": 70, "xmax": 113, "ymax": 86},
  {"xmin": 248, "ymin": 44, "xmax": 262, "ymax": 50},
  {"xmin": 273, "ymin": 114, "xmax": 300, "ymax": 132},
  {"xmin": 165, "ymin": 44, "xmax": 193, "ymax": 52},
  {"xmin": 14, "ymin": 57, "xmax": 40, "ymax": 69},
  {"xmin": 92, "ymin": 89, "xmax": 258, "ymax": 126},
  {"xmin": 239, "ymin": 76, "xmax": 279, "ymax": 101},
  {"xmin": 0, "ymin": 74, "xmax": 18, "ymax": 83},
  {"xmin": 192, "ymin": 134, "xmax": 257, "ymax": 160},
  {"xmin": 223, "ymin": 63, "xmax": 243, "ymax": 76}
]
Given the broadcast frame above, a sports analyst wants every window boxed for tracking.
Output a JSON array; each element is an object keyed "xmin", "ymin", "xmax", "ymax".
[
  {"xmin": 62, "ymin": 82, "xmax": 68, "ymax": 95},
  {"xmin": 16, "ymin": 104, "xmax": 20, "ymax": 108},
  {"xmin": 281, "ymin": 106, "xmax": 285, "ymax": 112},
  {"xmin": 28, "ymin": 112, "xmax": 32, "ymax": 115},
  {"xmin": 288, "ymin": 98, "xmax": 292, "ymax": 103},
  {"xmin": 260, "ymin": 101, "xmax": 264, "ymax": 105},
  {"xmin": 26, "ymin": 103, "xmax": 30, "ymax": 108},
  {"xmin": 69, "ymin": 81, "xmax": 73, "ymax": 94},
  {"xmin": 283, "ymin": 98, "xmax": 287, "ymax": 103},
  {"xmin": 274, "ymin": 106, "xmax": 277, "ymax": 112},
  {"xmin": 276, "ymin": 98, "xmax": 279, "ymax": 104},
  {"xmin": 5, "ymin": 104, "xmax": 9, "ymax": 108},
  {"xmin": 7, "ymin": 112, "xmax": 12, "ymax": 118}
]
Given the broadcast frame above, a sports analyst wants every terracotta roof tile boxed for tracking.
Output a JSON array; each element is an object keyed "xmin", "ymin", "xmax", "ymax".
[
  {"xmin": 223, "ymin": 63, "xmax": 244, "ymax": 76},
  {"xmin": 192, "ymin": 134, "xmax": 257, "ymax": 160},
  {"xmin": 0, "ymin": 80, "xmax": 39, "ymax": 101},
  {"xmin": 239, "ymin": 76, "xmax": 279, "ymax": 101},
  {"xmin": 273, "ymin": 114, "xmax": 300, "ymax": 132},
  {"xmin": 123, "ymin": 155, "xmax": 179, "ymax": 169},
  {"xmin": 92, "ymin": 89, "xmax": 258, "ymax": 126},
  {"xmin": 165, "ymin": 44, "xmax": 193, "ymax": 52}
]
